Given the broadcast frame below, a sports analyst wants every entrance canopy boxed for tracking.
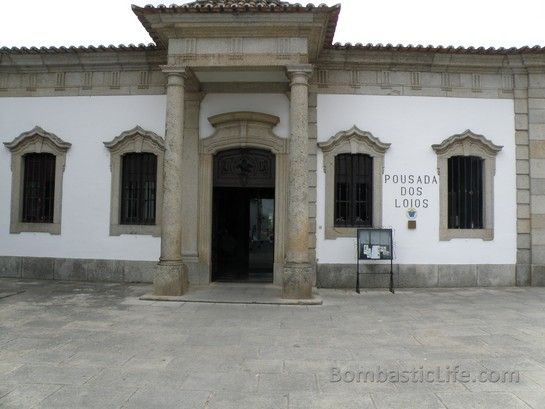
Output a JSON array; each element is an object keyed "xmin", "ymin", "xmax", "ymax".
[{"xmin": 132, "ymin": 0, "xmax": 340, "ymax": 64}]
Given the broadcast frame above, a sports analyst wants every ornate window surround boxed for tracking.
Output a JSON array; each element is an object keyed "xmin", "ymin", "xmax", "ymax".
[
  {"xmin": 4, "ymin": 126, "xmax": 71, "ymax": 235},
  {"xmin": 432, "ymin": 129, "xmax": 503, "ymax": 241},
  {"xmin": 318, "ymin": 126, "xmax": 391, "ymax": 240},
  {"xmin": 104, "ymin": 126, "xmax": 165, "ymax": 236}
]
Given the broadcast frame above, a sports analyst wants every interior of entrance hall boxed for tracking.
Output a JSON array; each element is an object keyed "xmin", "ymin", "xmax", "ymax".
[{"xmin": 212, "ymin": 148, "xmax": 275, "ymax": 283}]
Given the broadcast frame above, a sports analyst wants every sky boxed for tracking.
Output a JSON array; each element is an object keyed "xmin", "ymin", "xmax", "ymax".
[{"xmin": 2, "ymin": 0, "xmax": 545, "ymax": 49}]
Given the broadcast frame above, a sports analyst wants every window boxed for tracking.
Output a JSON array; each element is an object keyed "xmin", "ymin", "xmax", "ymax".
[
  {"xmin": 432, "ymin": 130, "xmax": 502, "ymax": 241},
  {"xmin": 104, "ymin": 126, "xmax": 165, "ymax": 236},
  {"xmin": 318, "ymin": 126, "xmax": 390, "ymax": 239},
  {"xmin": 120, "ymin": 153, "xmax": 157, "ymax": 225},
  {"xmin": 448, "ymin": 156, "xmax": 483, "ymax": 229},
  {"xmin": 22, "ymin": 153, "xmax": 56, "ymax": 223},
  {"xmin": 4, "ymin": 126, "xmax": 71, "ymax": 234},
  {"xmin": 334, "ymin": 153, "xmax": 373, "ymax": 227}
]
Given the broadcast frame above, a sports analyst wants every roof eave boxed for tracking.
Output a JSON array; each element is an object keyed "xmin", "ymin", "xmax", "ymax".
[{"xmin": 131, "ymin": 2, "xmax": 341, "ymax": 51}]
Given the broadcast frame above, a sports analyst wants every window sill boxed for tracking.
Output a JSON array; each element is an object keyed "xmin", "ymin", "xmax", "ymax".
[
  {"xmin": 110, "ymin": 224, "xmax": 160, "ymax": 237},
  {"xmin": 10, "ymin": 222, "xmax": 61, "ymax": 235},
  {"xmin": 439, "ymin": 228, "xmax": 493, "ymax": 241}
]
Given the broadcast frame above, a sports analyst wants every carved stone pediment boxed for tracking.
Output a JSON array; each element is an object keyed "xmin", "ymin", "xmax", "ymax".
[
  {"xmin": 103, "ymin": 126, "xmax": 165, "ymax": 153},
  {"xmin": 201, "ymin": 111, "xmax": 287, "ymax": 154},
  {"xmin": 431, "ymin": 129, "xmax": 503, "ymax": 157},
  {"xmin": 4, "ymin": 126, "xmax": 71, "ymax": 153},
  {"xmin": 318, "ymin": 126, "xmax": 391, "ymax": 156}
]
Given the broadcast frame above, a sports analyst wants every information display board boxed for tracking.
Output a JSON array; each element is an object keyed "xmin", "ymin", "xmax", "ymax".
[{"xmin": 356, "ymin": 228, "xmax": 394, "ymax": 293}]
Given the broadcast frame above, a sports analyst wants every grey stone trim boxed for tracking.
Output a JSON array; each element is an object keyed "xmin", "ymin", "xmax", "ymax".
[
  {"xmin": 3, "ymin": 127, "xmax": 71, "ymax": 235},
  {"xmin": 103, "ymin": 126, "xmax": 165, "ymax": 237},
  {"xmin": 0, "ymin": 255, "xmax": 156, "ymax": 283},
  {"xmin": 0, "ymin": 47, "xmax": 168, "ymax": 97},
  {"xmin": 0, "ymin": 256, "xmax": 524, "ymax": 288},
  {"xmin": 198, "ymin": 111, "xmax": 289, "ymax": 286},
  {"xmin": 513, "ymin": 68, "xmax": 532, "ymax": 286},
  {"xmin": 318, "ymin": 126, "xmax": 391, "ymax": 239},
  {"xmin": 527, "ymin": 70, "xmax": 545, "ymax": 286},
  {"xmin": 0, "ymin": 69, "xmax": 167, "ymax": 97},
  {"xmin": 310, "ymin": 58, "xmax": 523, "ymax": 100},
  {"xmin": 317, "ymin": 263, "xmax": 516, "ymax": 289},
  {"xmin": 432, "ymin": 129, "xmax": 503, "ymax": 241},
  {"xmin": 308, "ymin": 91, "xmax": 318, "ymax": 274}
]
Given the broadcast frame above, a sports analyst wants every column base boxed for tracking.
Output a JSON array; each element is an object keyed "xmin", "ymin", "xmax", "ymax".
[
  {"xmin": 283, "ymin": 263, "xmax": 313, "ymax": 299},
  {"xmin": 154, "ymin": 262, "xmax": 189, "ymax": 296}
]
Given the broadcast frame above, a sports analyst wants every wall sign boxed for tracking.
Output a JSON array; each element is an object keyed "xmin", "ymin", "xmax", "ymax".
[{"xmin": 384, "ymin": 173, "xmax": 438, "ymax": 209}]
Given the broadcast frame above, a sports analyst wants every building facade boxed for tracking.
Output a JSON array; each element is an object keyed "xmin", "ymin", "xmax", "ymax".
[{"xmin": 0, "ymin": 0, "xmax": 543, "ymax": 298}]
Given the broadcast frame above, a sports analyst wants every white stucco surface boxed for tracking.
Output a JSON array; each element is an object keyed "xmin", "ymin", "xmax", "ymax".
[
  {"xmin": 199, "ymin": 93, "xmax": 290, "ymax": 139},
  {"xmin": 0, "ymin": 93, "xmax": 517, "ymax": 266},
  {"xmin": 316, "ymin": 94, "xmax": 516, "ymax": 265},
  {"xmin": 0, "ymin": 95, "xmax": 166, "ymax": 261}
]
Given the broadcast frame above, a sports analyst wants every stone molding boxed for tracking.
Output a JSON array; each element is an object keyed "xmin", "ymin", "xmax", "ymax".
[
  {"xmin": 286, "ymin": 64, "xmax": 314, "ymax": 84},
  {"xmin": 103, "ymin": 126, "xmax": 165, "ymax": 237},
  {"xmin": 432, "ymin": 129, "xmax": 503, "ymax": 241},
  {"xmin": 318, "ymin": 126, "xmax": 391, "ymax": 239},
  {"xmin": 4, "ymin": 126, "xmax": 71, "ymax": 152},
  {"xmin": 431, "ymin": 129, "xmax": 503, "ymax": 156},
  {"xmin": 200, "ymin": 111, "xmax": 288, "ymax": 155},
  {"xmin": 4, "ymin": 126, "xmax": 71, "ymax": 235},
  {"xmin": 198, "ymin": 111, "xmax": 288, "ymax": 285},
  {"xmin": 209, "ymin": 111, "xmax": 279, "ymax": 127}
]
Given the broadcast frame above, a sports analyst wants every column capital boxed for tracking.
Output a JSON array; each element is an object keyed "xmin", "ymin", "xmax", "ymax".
[
  {"xmin": 286, "ymin": 64, "xmax": 313, "ymax": 86},
  {"xmin": 160, "ymin": 65, "xmax": 187, "ymax": 86}
]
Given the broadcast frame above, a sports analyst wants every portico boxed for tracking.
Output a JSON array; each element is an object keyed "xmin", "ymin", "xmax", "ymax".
[{"xmin": 131, "ymin": 1, "xmax": 340, "ymax": 298}]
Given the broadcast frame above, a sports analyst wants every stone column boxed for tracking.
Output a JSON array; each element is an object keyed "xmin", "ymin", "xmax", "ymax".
[
  {"xmin": 181, "ymin": 93, "xmax": 202, "ymax": 284},
  {"xmin": 155, "ymin": 67, "xmax": 188, "ymax": 296},
  {"xmin": 284, "ymin": 65, "xmax": 313, "ymax": 299}
]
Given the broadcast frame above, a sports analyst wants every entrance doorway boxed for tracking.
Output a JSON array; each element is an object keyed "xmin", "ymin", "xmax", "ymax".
[{"xmin": 212, "ymin": 148, "xmax": 275, "ymax": 282}]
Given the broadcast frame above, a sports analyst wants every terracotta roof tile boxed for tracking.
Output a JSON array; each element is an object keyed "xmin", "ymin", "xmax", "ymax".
[
  {"xmin": 329, "ymin": 42, "xmax": 545, "ymax": 54},
  {"xmin": 136, "ymin": 1, "xmax": 333, "ymax": 12},
  {"xmin": 0, "ymin": 43, "xmax": 159, "ymax": 55}
]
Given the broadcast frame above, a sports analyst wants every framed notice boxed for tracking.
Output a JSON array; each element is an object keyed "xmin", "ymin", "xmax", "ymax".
[
  {"xmin": 357, "ymin": 228, "xmax": 393, "ymax": 260},
  {"xmin": 356, "ymin": 228, "xmax": 394, "ymax": 293}
]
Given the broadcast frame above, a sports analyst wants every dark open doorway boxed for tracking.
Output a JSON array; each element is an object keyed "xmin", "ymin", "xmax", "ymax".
[{"xmin": 212, "ymin": 148, "xmax": 275, "ymax": 283}]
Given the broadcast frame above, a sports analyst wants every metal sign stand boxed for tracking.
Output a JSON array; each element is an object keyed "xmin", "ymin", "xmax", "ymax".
[{"xmin": 356, "ymin": 228, "xmax": 394, "ymax": 294}]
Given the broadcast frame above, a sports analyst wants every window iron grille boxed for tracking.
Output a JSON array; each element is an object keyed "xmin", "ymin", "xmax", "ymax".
[
  {"xmin": 120, "ymin": 152, "xmax": 157, "ymax": 225},
  {"xmin": 334, "ymin": 153, "xmax": 373, "ymax": 227}
]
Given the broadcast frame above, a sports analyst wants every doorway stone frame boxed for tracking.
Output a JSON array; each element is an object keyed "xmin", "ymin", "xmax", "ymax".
[{"xmin": 198, "ymin": 111, "xmax": 289, "ymax": 285}]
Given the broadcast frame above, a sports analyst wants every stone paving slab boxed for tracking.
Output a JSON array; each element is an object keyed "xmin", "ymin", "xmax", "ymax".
[{"xmin": 0, "ymin": 279, "xmax": 545, "ymax": 408}]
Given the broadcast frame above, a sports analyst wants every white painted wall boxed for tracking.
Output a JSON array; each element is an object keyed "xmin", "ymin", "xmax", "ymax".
[
  {"xmin": 0, "ymin": 95, "xmax": 166, "ymax": 261},
  {"xmin": 0, "ymin": 93, "xmax": 516, "ymax": 266},
  {"xmin": 199, "ymin": 93, "xmax": 290, "ymax": 139},
  {"xmin": 316, "ymin": 94, "xmax": 516, "ymax": 265}
]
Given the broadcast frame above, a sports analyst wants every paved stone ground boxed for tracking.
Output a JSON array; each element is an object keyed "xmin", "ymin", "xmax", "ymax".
[{"xmin": 0, "ymin": 279, "xmax": 544, "ymax": 408}]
